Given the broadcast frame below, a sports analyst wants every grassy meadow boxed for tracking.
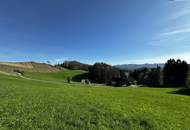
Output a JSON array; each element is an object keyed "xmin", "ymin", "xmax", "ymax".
[{"xmin": 0, "ymin": 71, "xmax": 190, "ymax": 130}]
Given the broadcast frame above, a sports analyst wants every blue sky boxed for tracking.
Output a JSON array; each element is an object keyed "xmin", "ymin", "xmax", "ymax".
[{"xmin": 0, "ymin": 0, "xmax": 190, "ymax": 65}]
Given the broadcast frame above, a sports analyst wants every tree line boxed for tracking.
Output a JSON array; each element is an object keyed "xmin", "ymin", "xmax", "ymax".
[
  {"xmin": 57, "ymin": 59, "xmax": 189, "ymax": 87},
  {"xmin": 56, "ymin": 61, "xmax": 90, "ymax": 71}
]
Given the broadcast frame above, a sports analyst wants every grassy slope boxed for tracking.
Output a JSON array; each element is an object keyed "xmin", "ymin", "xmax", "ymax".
[
  {"xmin": 0, "ymin": 72, "xmax": 190, "ymax": 130},
  {"xmin": 0, "ymin": 62, "xmax": 62, "ymax": 73},
  {"xmin": 23, "ymin": 69, "xmax": 87, "ymax": 83}
]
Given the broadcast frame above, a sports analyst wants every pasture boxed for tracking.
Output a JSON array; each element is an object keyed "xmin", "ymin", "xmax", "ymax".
[{"xmin": 0, "ymin": 71, "xmax": 190, "ymax": 130}]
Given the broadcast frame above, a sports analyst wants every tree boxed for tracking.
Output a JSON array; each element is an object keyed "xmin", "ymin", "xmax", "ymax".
[
  {"xmin": 89, "ymin": 63, "xmax": 121, "ymax": 84},
  {"xmin": 58, "ymin": 61, "xmax": 91, "ymax": 71},
  {"xmin": 146, "ymin": 67, "xmax": 161, "ymax": 86},
  {"xmin": 130, "ymin": 67, "xmax": 161, "ymax": 87},
  {"xmin": 163, "ymin": 59, "xmax": 188, "ymax": 87}
]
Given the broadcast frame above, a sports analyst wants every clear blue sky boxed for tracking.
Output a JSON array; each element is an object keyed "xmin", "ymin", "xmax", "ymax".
[{"xmin": 0, "ymin": 0, "xmax": 190, "ymax": 65}]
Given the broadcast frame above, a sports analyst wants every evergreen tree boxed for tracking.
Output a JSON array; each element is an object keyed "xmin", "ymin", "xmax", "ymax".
[{"xmin": 163, "ymin": 59, "xmax": 188, "ymax": 87}]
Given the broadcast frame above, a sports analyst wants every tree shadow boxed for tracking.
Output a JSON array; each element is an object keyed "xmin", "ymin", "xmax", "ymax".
[
  {"xmin": 72, "ymin": 73, "xmax": 90, "ymax": 82},
  {"xmin": 169, "ymin": 88, "xmax": 190, "ymax": 96}
]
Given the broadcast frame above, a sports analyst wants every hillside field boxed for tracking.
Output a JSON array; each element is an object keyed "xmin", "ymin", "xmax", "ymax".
[
  {"xmin": 0, "ymin": 62, "xmax": 63, "ymax": 73},
  {"xmin": 0, "ymin": 70, "xmax": 190, "ymax": 130}
]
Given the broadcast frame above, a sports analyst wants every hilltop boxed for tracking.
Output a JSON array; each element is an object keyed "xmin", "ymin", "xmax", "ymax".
[{"xmin": 0, "ymin": 61, "xmax": 63, "ymax": 73}]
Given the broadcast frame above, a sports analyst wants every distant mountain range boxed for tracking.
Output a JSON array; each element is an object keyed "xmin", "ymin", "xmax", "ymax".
[{"xmin": 114, "ymin": 63, "xmax": 165, "ymax": 70}]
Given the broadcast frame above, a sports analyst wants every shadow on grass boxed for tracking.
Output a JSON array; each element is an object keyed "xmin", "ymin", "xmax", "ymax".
[
  {"xmin": 169, "ymin": 88, "xmax": 190, "ymax": 96},
  {"xmin": 72, "ymin": 73, "xmax": 90, "ymax": 82}
]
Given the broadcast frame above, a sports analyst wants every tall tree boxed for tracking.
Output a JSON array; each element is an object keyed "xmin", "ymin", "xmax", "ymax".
[
  {"xmin": 89, "ymin": 63, "xmax": 120, "ymax": 83},
  {"xmin": 59, "ymin": 61, "xmax": 91, "ymax": 71},
  {"xmin": 131, "ymin": 67, "xmax": 161, "ymax": 87},
  {"xmin": 163, "ymin": 59, "xmax": 188, "ymax": 87}
]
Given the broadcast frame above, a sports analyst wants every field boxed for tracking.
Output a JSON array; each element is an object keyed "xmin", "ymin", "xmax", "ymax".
[
  {"xmin": 0, "ymin": 62, "xmax": 62, "ymax": 73},
  {"xmin": 0, "ymin": 70, "xmax": 190, "ymax": 130}
]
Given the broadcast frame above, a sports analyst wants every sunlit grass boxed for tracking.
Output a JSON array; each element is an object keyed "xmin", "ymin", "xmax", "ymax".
[{"xmin": 0, "ymin": 73, "xmax": 190, "ymax": 130}]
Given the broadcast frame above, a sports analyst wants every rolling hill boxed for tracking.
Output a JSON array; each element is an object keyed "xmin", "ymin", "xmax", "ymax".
[
  {"xmin": 0, "ymin": 61, "xmax": 63, "ymax": 73},
  {"xmin": 0, "ymin": 70, "xmax": 190, "ymax": 129},
  {"xmin": 0, "ymin": 61, "xmax": 189, "ymax": 129}
]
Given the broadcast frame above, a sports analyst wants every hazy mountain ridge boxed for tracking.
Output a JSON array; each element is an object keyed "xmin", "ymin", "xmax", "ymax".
[{"xmin": 115, "ymin": 63, "xmax": 165, "ymax": 70}]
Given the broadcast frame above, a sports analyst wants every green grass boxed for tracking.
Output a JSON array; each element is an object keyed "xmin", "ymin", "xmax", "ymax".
[
  {"xmin": 0, "ymin": 72, "xmax": 190, "ymax": 130},
  {"xmin": 23, "ymin": 69, "xmax": 87, "ymax": 83}
]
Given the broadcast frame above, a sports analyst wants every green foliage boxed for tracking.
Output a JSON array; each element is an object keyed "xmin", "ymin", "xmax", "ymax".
[
  {"xmin": 57, "ymin": 61, "xmax": 91, "ymax": 71},
  {"xmin": 164, "ymin": 59, "xmax": 189, "ymax": 87},
  {"xmin": 131, "ymin": 67, "xmax": 161, "ymax": 87},
  {"xmin": 186, "ymin": 66, "xmax": 190, "ymax": 87},
  {"xmin": 0, "ymin": 72, "xmax": 190, "ymax": 129},
  {"xmin": 89, "ymin": 62, "xmax": 121, "ymax": 84}
]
